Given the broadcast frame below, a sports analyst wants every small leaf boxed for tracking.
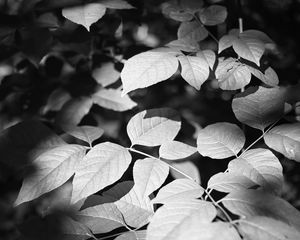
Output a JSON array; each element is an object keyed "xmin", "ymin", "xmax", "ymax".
[
  {"xmin": 43, "ymin": 88, "xmax": 71, "ymax": 113},
  {"xmin": 207, "ymin": 172, "xmax": 257, "ymax": 193},
  {"xmin": 92, "ymin": 62, "xmax": 120, "ymax": 87},
  {"xmin": 177, "ymin": 54, "xmax": 210, "ymax": 90},
  {"xmin": 121, "ymin": 49, "xmax": 179, "ymax": 95},
  {"xmin": 170, "ymin": 161, "xmax": 201, "ymax": 184},
  {"xmin": 228, "ymin": 148, "xmax": 283, "ymax": 194},
  {"xmin": 99, "ymin": 0, "xmax": 134, "ymax": 9},
  {"xmin": 62, "ymin": 3, "xmax": 106, "ymax": 31},
  {"xmin": 159, "ymin": 141, "xmax": 197, "ymax": 160},
  {"xmin": 115, "ymin": 230, "xmax": 147, "ymax": 240},
  {"xmin": 218, "ymin": 34, "xmax": 237, "ymax": 53},
  {"xmin": 247, "ymin": 66, "xmax": 279, "ymax": 86},
  {"xmin": 215, "ymin": 58, "xmax": 251, "ymax": 90},
  {"xmin": 152, "ymin": 179, "xmax": 204, "ymax": 204},
  {"xmin": 199, "ymin": 5, "xmax": 227, "ymax": 26},
  {"xmin": 264, "ymin": 123, "xmax": 300, "ymax": 162},
  {"xmin": 92, "ymin": 88, "xmax": 137, "ymax": 112},
  {"xmin": 71, "ymin": 142, "xmax": 132, "ymax": 203},
  {"xmin": 232, "ymin": 86, "xmax": 285, "ymax": 131},
  {"xmin": 178, "ymin": 20, "xmax": 208, "ymax": 42},
  {"xmin": 65, "ymin": 126, "xmax": 104, "ymax": 145},
  {"xmin": 127, "ymin": 108, "xmax": 181, "ymax": 147},
  {"xmin": 15, "ymin": 144, "xmax": 86, "ymax": 206},
  {"xmin": 197, "ymin": 122, "xmax": 245, "ymax": 159}
]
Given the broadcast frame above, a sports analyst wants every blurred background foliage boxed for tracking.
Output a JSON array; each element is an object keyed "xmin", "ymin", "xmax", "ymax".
[{"xmin": 0, "ymin": 0, "xmax": 300, "ymax": 239}]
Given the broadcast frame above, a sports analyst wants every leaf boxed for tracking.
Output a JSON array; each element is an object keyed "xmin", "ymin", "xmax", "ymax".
[
  {"xmin": 228, "ymin": 148, "xmax": 283, "ymax": 194},
  {"xmin": 247, "ymin": 66, "xmax": 279, "ymax": 86},
  {"xmin": 121, "ymin": 49, "xmax": 179, "ymax": 95},
  {"xmin": 71, "ymin": 142, "xmax": 132, "ymax": 203},
  {"xmin": 152, "ymin": 179, "xmax": 204, "ymax": 204},
  {"xmin": 147, "ymin": 200, "xmax": 217, "ymax": 240},
  {"xmin": 218, "ymin": 34, "xmax": 237, "ymax": 53},
  {"xmin": 62, "ymin": 3, "xmax": 106, "ymax": 31},
  {"xmin": 197, "ymin": 122, "xmax": 245, "ymax": 159},
  {"xmin": 199, "ymin": 5, "xmax": 227, "ymax": 26},
  {"xmin": 126, "ymin": 108, "xmax": 181, "ymax": 147},
  {"xmin": 65, "ymin": 126, "xmax": 104, "ymax": 145},
  {"xmin": 221, "ymin": 189, "xmax": 300, "ymax": 231},
  {"xmin": 15, "ymin": 144, "xmax": 86, "ymax": 206},
  {"xmin": 238, "ymin": 216, "xmax": 300, "ymax": 240},
  {"xmin": 99, "ymin": 0, "xmax": 134, "ymax": 9},
  {"xmin": 133, "ymin": 158, "xmax": 169, "ymax": 197},
  {"xmin": 169, "ymin": 161, "xmax": 201, "ymax": 184},
  {"xmin": 177, "ymin": 20, "xmax": 208, "ymax": 42},
  {"xmin": 115, "ymin": 230, "xmax": 147, "ymax": 240},
  {"xmin": 166, "ymin": 39, "xmax": 200, "ymax": 52},
  {"xmin": 92, "ymin": 62, "xmax": 120, "ymax": 87},
  {"xmin": 55, "ymin": 97, "xmax": 93, "ymax": 129},
  {"xmin": 159, "ymin": 141, "xmax": 197, "ymax": 160},
  {"xmin": 177, "ymin": 54, "xmax": 210, "ymax": 90},
  {"xmin": 264, "ymin": 123, "xmax": 300, "ymax": 162},
  {"xmin": 232, "ymin": 86, "xmax": 285, "ymax": 131},
  {"xmin": 92, "ymin": 88, "xmax": 137, "ymax": 112},
  {"xmin": 162, "ymin": 3, "xmax": 194, "ymax": 22},
  {"xmin": 76, "ymin": 203, "xmax": 126, "ymax": 234},
  {"xmin": 207, "ymin": 172, "xmax": 257, "ymax": 193},
  {"xmin": 199, "ymin": 50, "xmax": 216, "ymax": 70},
  {"xmin": 43, "ymin": 88, "xmax": 71, "ymax": 113},
  {"xmin": 215, "ymin": 57, "xmax": 251, "ymax": 90}
]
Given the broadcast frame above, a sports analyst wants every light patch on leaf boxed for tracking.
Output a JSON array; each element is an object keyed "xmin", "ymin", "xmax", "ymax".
[{"xmin": 159, "ymin": 141, "xmax": 197, "ymax": 160}]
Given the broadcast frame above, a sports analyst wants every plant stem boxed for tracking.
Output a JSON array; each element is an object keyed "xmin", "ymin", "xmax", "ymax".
[{"xmin": 193, "ymin": 14, "xmax": 219, "ymax": 44}]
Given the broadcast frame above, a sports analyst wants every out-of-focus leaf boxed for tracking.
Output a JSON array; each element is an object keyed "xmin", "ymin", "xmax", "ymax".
[
  {"xmin": 99, "ymin": 0, "xmax": 134, "ymax": 9},
  {"xmin": 166, "ymin": 39, "xmax": 200, "ymax": 52},
  {"xmin": 92, "ymin": 62, "xmax": 120, "ymax": 87},
  {"xmin": 43, "ymin": 88, "xmax": 71, "ymax": 113},
  {"xmin": 177, "ymin": 21, "xmax": 208, "ymax": 42},
  {"xmin": 199, "ymin": 5, "xmax": 227, "ymax": 26}
]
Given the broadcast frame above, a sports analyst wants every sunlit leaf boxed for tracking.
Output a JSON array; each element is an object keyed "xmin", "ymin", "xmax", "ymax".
[
  {"xmin": 178, "ymin": 20, "xmax": 208, "ymax": 42},
  {"xmin": 264, "ymin": 123, "xmax": 300, "ymax": 162},
  {"xmin": 65, "ymin": 126, "xmax": 104, "ymax": 145},
  {"xmin": 127, "ymin": 108, "xmax": 181, "ymax": 147},
  {"xmin": 62, "ymin": 3, "xmax": 106, "ymax": 31},
  {"xmin": 199, "ymin": 5, "xmax": 227, "ymax": 26},
  {"xmin": 197, "ymin": 122, "xmax": 245, "ymax": 159},
  {"xmin": 15, "ymin": 144, "xmax": 86, "ymax": 206},
  {"xmin": 198, "ymin": 50, "xmax": 216, "ymax": 70},
  {"xmin": 169, "ymin": 161, "xmax": 201, "ymax": 184},
  {"xmin": 218, "ymin": 34, "xmax": 236, "ymax": 53},
  {"xmin": 92, "ymin": 62, "xmax": 120, "ymax": 87},
  {"xmin": 232, "ymin": 86, "xmax": 285, "ymax": 131},
  {"xmin": 71, "ymin": 142, "xmax": 131, "ymax": 203},
  {"xmin": 152, "ymin": 179, "xmax": 204, "ymax": 204},
  {"xmin": 159, "ymin": 141, "xmax": 197, "ymax": 160},
  {"xmin": 115, "ymin": 230, "xmax": 147, "ymax": 240}
]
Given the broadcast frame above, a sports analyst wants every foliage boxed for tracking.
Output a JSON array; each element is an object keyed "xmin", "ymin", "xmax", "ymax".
[{"xmin": 1, "ymin": 0, "xmax": 300, "ymax": 240}]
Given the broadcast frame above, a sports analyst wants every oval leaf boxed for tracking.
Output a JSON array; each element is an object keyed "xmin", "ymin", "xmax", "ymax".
[
  {"xmin": 170, "ymin": 161, "xmax": 201, "ymax": 184},
  {"xmin": 199, "ymin": 5, "xmax": 227, "ymax": 26},
  {"xmin": 66, "ymin": 126, "xmax": 104, "ymax": 145},
  {"xmin": 92, "ymin": 62, "xmax": 120, "ymax": 87},
  {"xmin": 159, "ymin": 141, "xmax": 196, "ymax": 160},
  {"xmin": 178, "ymin": 20, "xmax": 208, "ymax": 42}
]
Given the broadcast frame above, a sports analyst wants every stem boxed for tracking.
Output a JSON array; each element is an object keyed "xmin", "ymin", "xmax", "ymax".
[{"xmin": 193, "ymin": 14, "xmax": 219, "ymax": 44}]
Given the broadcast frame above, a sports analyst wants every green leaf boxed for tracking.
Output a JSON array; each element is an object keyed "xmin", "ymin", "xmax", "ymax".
[
  {"xmin": 177, "ymin": 54, "xmax": 210, "ymax": 90},
  {"xmin": 198, "ymin": 50, "xmax": 216, "ymax": 70},
  {"xmin": 65, "ymin": 126, "xmax": 104, "ymax": 145},
  {"xmin": 127, "ymin": 108, "xmax": 181, "ymax": 147},
  {"xmin": 15, "ymin": 144, "xmax": 86, "ymax": 206},
  {"xmin": 147, "ymin": 200, "xmax": 217, "ymax": 240},
  {"xmin": 115, "ymin": 230, "xmax": 147, "ymax": 240},
  {"xmin": 159, "ymin": 141, "xmax": 196, "ymax": 160},
  {"xmin": 199, "ymin": 5, "xmax": 227, "ymax": 26},
  {"xmin": 221, "ymin": 189, "xmax": 300, "ymax": 231},
  {"xmin": 71, "ymin": 142, "xmax": 132, "ymax": 203},
  {"xmin": 92, "ymin": 62, "xmax": 120, "ymax": 87},
  {"xmin": 238, "ymin": 216, "xmax": 300, "ymax": 240},
  {"xmin": 264, "ymin": 123, "xmax": 300, "ymax": 162},
  {"xmin": 177, "ymin": 20, "xmax": 208, "ymax": 42},
  {"xmin": 169, "ymin": 161, "xmax": 201, "ymax": 184},
  {"xmin": 197, "ymin": 122, "xmax": 245, "ymax": 159},
  {"xmin": 121, "ymin": 48, "xmax": 179, "ymax": 95},
  {"xmin": 62, "ymin": 3, "xmax": 106, "ymax": 31},
  {"xmin": 207, "ymin": 172, "xmax": 257, "ymax": 193},
  {"xmin": 76, "ymin": 203, "xmax": 126, "ymax": 234},
  {"xmin": 92, "ymin": 88, "xmax": 137, "ymax": 112},
  {"xmin": 215, "ymin": 58, "xmax": 251, "ymax": 90},
  {"xmin": 152, "ymin": 179, "xmax": 204, "ymax": 204},
  {"xmin": 247, "ymin": 66, "xmax": 279, "ymax": 86},
  {"xmin": 133, "ymin": 158, "xmax": 169, "ymax": 197},
  {"xmin": 218, "ymin": 34, "xmax": 237, "ymax": 53},
  {"xmin": 228, "ymin": 148, "xmax": 283, "ymax": 194},
  {"xmin": 232, "ymin": 86, "xmax": 285, "ymax": 131}
]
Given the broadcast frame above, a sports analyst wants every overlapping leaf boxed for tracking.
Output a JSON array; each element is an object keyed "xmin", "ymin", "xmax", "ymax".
[
  {"xmin": 177, "ymin": 21, "xmax": 208, "ymax": 43},
  {"xmin": 197, "ymin": 122, "xmax": 245, "ymax": 159},
  {"xmin": 159, "ymin": 141, "xmax": 197, "ymax": 160},
  {"xmin": 65, "ymin": 126, "xmax": 104, "ymax": 145},
  {"xmin": 199, "ymin": 5, "xmax": 227, "ymax": 26},
  {"xmin": 247, "ymin": 66, "xmax": 279, "ymax": 86},
  {"xmin": 169, "ymin": 161, "xmax": 201, "ymax": 183}
]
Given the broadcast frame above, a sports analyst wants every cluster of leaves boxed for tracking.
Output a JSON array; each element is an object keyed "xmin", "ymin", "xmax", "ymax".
[{"xmin": 1, "ymin": 0, "xmax": 300, "ymax": 240}]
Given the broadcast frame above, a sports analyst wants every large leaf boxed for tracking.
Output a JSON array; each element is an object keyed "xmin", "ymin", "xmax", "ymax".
[
  {"xmin": 228, "ymin": 148, "xmax": 283, "ymax": 194},
  {"xmin": 127, "ymin": 108, "xmax": 181, "ymax": 147},
  {"xmin": 92, "ymin": 62, "xmax": 120, "ymax": 87},
  {"xmin": 147, "ymin": 200, "xmax": 216, "ymax": 240},
  {"xmin": 221, "ymin": 189, "xmax": 300, "ymax": 231},
  {"xmin": 199, "ymin": 5, "xmax": 227, "ymax": 26},
  {"xmin": 264, "ymin": 123, "xmax": 300, "ymax": 162},
  {"xmin": 65, "ymin": 126, "xmax": 104, "ymax": 146},
  {"xmin": 92, "ymin": 88, "xmax": 137, "ymax": 112},
  {"xmin": 177, "ymin": 54, "xmax": 210, "ymax": 90},
  {"xmin": 169, "ymin": 161, "xmax": 201, "ymax": 184},
  {"xmin": 197, "ymin": 122, "xmax": 245, "ymax": 159},
  {"xmin": 159, "ymin": 141, "xmax": 197, "ymax": 160},
  {"xmin": 121, "ymin": 49, "xmax": 179, "ymax": 95},
  {"xmin": 238, "ymin": 216, "xmax": 300, "ymax": 240},
  {"xmin": 133, "ymin": 158, "xmax": 169, "ymax": 197},
  {"xmin": 71, "ymin": 142, "xmax": 132, "ymax": 203},
  {"xmin": 115, "ymin": 230, "xmax": 147, "ymax": 240},
  {"xmin": 15, "ymin": 144, "xmax": 86, "ymax": 206},
  {"xmin": 152, "ymin": 179, "xmax": 204, "ymax": 204},
  {"xmin": 177, "ymin": 20, "xmax": 208, "ymax": 42},
  {"xmin": 215, "ymin": 58, "xmax": 251, "ymax": 90},
  {"xmin": 62, "ymin": 3, "xmax": 106, "ymax": 31},
  {"xmin": 232, "ymin": 86, "xmax": 285, "ymax": 131}
]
